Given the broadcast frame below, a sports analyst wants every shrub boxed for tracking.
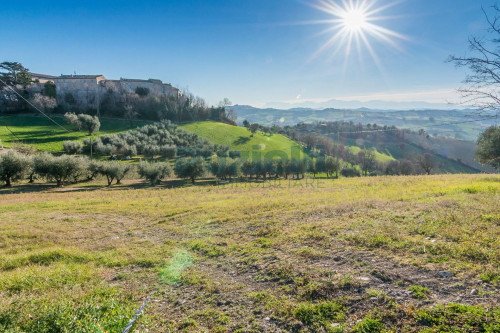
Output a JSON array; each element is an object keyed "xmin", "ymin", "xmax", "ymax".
[
  {"xmin": 0, "ymin": 150, "xmax": 31, "ymax": 186},
  {"xmin": 353, "ymin": 316, "xmax": 384, "ymax": 333},
  {"xmin": 174, "ymin": 157, "xmax": 206, "ymax": 184},
  {"xmin": 63, "ymin": 141, "xmax": 83, "ymax": 155},
  {"xmin": 138, "ymin": 161, "xmax": 172, "ymax": 185},
  {"xmin": 385, "ymin": 160, "xmax": 400, "ymax": 175},
  {"xmin": 409, "ymin": 285, "xmax": 430, "ymax": 299},
  {"xmin": 341, "ymin": 168, "xmax": 361, "ymax": 178}
]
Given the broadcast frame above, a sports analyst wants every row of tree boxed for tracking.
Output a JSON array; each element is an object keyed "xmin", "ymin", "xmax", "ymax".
[{"xmin": 0, "ymin": 147, "xmax": 444, "ymax": 189}]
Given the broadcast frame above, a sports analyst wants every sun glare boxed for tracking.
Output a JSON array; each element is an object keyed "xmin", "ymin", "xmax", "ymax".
[
  {"xmin": 309, "ymin": 0, "xmax": 405, "ymax": 67},
  {"xmin": 342, "ymin": 9, "xmax": 367, "ymax": 32}
]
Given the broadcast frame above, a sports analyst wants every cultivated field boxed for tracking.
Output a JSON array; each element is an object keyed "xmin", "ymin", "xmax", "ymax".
[{"xmin": 0, "ymin": 175, "xmax": 499, "ymax": 332}]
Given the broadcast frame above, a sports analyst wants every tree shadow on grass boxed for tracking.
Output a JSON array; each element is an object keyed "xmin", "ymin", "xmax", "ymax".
[
  {"xmin": 233, "ymin": 136, "xmax": 251, "ymax": 145},
  {"xmin": 0, "ymin": 177, "xmax": 222, "ymax": 194}
]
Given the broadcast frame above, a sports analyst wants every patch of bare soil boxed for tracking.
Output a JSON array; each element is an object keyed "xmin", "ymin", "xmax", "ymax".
[{"xmin": 144, "ymin": 244, "xmax": 498, "ymax": 332}]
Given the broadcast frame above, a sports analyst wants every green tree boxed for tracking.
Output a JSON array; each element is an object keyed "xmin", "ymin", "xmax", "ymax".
[
  {"xmin": 138, "ymin": 161, "xmax": 172, "ymax": 185},
  {"xmin": 249, "ymin": 123, "xmax": 259, "ymax": 137},
  {"xmin": 174, "ymin": 157, "xmax": 206, "ymax": 184},
  {"xmin": 241, "ymin": 159, "xmax": 253, "ymax": 178},
  {"xmin": 476, "ymin": 125, "xmax": 500, "ymax": 169},
  {"xmin": 63, "ymin": 141, "xmax": 84, "ymax": 155},
  {"xmin": 264, "ymin": 159, "xmax": 277, "ymax": 178},
  {"xmin": 325, "ymin": 156, "xmax": 337, "ymax": 178},
  {"xmin": 33, "ymin": 153, "xmax": 83, "ymax": 187},
  {"xmin": 227, "ymin": 158, "xmax": 241, "ymax": 180},
  {"xmin": 96, "ymin": 161, "xmax": 133, "ymax": 186},
  {"xmin": 78, "ymin": 114, "xmax": 101, "ymax": 136},
  {"xmin": 64, "ymin": 112, "xmax": 81, "ymax": 131},
  {"xmin": 64, "ymin": 113, "xmax": 100, "ymax": 135},
  {"xmin": 0, "ymin": 61, "xmax": 31, "ymax": 88},
  {"xmin": 43, "ymin": 81, "xmax": 56, "ymax": 98},
  {"xmin": 0, "ymin": 150, "xmax": 30, "ymax": 186}
]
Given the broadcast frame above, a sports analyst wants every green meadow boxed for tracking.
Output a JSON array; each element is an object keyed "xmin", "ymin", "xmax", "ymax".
[
  {"xmin": 180, "ymin": 121, "xmax": 306, "ymax": 158},
  {"xmin": 0, "ymin": 114, "xmax": 150, "ymax": 151}
]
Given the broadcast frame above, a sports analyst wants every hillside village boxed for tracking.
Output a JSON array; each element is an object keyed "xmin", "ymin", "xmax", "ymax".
[{"xmin": 29, "ymin": 73, "xmax": 181, "ymax": 110}]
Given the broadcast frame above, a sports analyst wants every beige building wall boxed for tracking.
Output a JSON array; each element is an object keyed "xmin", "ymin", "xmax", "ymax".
[{"xmin": 29, "ymin": 73, "xmax": 181, "ymax": 110}]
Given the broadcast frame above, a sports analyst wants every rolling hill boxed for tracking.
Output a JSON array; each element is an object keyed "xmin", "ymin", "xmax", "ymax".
[
  {"xmin": 179, "ymin": 121, "xmax": 307, "ymax": 159},
  {"xmin": 231, "ymin": 105, "xmax": 496, "ymax": 141}
]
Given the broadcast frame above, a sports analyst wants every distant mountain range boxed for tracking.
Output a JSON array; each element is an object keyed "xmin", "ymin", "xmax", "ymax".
[
  {"xmin": 230, "ymin": 105, "xmax": 495, "ymax": 142},
  {"xmin": 261, "ymin": 99, "xmax": 465, "ymax": 111}
]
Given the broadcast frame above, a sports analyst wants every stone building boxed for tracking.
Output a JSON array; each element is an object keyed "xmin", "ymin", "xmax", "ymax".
[{"xmin": 30, "ymin": 73, "xmax": 181, "ymax": 110}]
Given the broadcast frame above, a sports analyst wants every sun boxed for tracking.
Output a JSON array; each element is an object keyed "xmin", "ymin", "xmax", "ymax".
[
  {"xmin": 342, "ymin": 8, "xmax": 367, "ymax": 32},
  {"xmin": 309, "ymin": 0, "xmax": 405, "ymax": 66}
]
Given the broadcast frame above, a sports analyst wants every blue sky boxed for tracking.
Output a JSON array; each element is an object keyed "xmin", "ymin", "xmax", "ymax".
[{"xmin": 1, "ymin": 0, "xmax": 497, "ymax": 108}]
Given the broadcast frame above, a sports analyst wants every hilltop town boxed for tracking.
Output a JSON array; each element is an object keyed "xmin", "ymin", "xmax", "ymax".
[{"xmin": 29, "ymin": 73, "xmax": 181, "ymax": 111}]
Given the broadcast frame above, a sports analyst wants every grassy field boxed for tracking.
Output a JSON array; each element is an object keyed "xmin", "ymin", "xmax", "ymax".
[
  {"xmin": 0, "ymin": 114, "xmax": 150, "ymax": 151},
  {"xmin": 0, "ymin": 175, "xmax": 499, "ymax": 332},
  {"xmin": 180, "ymin": 121, "xmax": 306, "ymax": 158}
]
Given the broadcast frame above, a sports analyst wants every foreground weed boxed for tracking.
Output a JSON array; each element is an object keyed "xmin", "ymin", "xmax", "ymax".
[{"xmin": 409, "ymin": 285, "xmax": 430, "ymax": 299}]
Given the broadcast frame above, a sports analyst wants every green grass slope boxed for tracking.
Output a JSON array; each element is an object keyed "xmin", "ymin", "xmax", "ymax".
[
  {"xmin": 180, "ymin": 121, "xmax": 306, "ymax": 158},
  {"xmin": 0, "ymin": 114, "xmax": 149, "ymax": 151}
]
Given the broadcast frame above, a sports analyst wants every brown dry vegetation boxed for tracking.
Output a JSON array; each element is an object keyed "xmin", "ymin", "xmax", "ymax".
[{"xmin": 0, "ymin": 175, "xmax": 499, "ymax": 332}]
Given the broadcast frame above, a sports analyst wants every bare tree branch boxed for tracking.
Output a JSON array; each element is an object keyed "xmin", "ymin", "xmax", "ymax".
[{"xmin": 449, "ymin": 5, "xmax": 500, "ymax": 116}]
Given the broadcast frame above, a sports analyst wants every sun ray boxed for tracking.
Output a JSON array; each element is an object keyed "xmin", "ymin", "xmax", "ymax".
[{"xmin": 309, "ymin": 0, "xmax": 406, "ymax": 67}]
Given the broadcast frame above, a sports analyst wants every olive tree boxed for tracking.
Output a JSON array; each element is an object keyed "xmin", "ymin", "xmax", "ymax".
[
  {"xmin": 34, "ymin": 153, "xmax": 83, "ymax": 187},
  {"xmin": 174, "ymin": 157, "xmax": 206, "ymax": 184},
  {"xmin": 64, "ymin": 113, "xmax": 100, "ymax": 135},
  {"xmin": 0, "ymin": 151, "xmax": 31, "ymax": 186},
  {"xmin": 94, "ymin": 161, "xmax": 133, "ymax": 186},
  {"xmin": 63, "ymin": 141, "xmax": 84, "ymax": 155},
  {"xmin": 138, "ymin": 161, "xmax": 172, "ymax": 185},
  {"xmin": 227, "ymin": 158, "xmax": 242, "ymax": 180}
]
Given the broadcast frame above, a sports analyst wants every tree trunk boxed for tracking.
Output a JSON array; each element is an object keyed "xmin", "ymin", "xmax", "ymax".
[
  {"xmin": 29, "ymin": 173, "xmax": 34, "ymax": 183},
  {"xmin": 5, "ymin": 177, "xmax": 12, "ymax": 187},
  {"xmin": 56, "ymin": 179, "xmax": 63, "ymax": 187}
]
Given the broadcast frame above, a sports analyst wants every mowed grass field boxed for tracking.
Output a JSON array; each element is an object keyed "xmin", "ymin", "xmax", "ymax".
[
  {"xmin": 0, "ymin": 175, "xmax": 499, "ymax": 332},
  {"xmin": 180, "ymin": 121, "xmax": 306, "ymax": 158},
  {"xmin": 0, "ymin": 114, "xmax": 150, "ymax": 151}
]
